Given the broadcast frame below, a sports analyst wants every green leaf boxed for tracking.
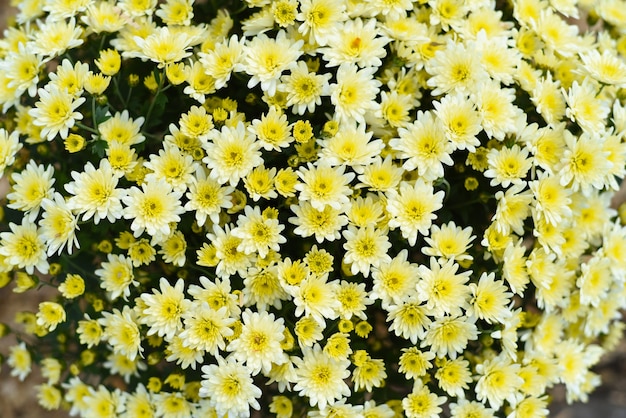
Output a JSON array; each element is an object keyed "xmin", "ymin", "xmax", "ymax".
[
  {"xmin": 94, "ymin": 105, "xmax": 111, "ymax": 125},
  {"xmin": 91, "ymin": 139, "xmax": 109, "ymax": 158}
]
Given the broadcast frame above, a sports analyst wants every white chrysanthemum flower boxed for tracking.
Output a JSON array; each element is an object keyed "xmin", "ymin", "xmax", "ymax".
[
  {"xmin": 297, "ymin": 0, "xmax": 347, "ymax": 46},
  {"xmin": 335, "ymin": 280, "xmax": 373, "ymax": 321},
  {"xmin": 48, "ymin": 58, "xmax": 90, "ymax": 97},
  {"xmin": 65, "ymin": 159, "xmax": 126, "ymax": 224},
  {"xmin": 28, "ymin": 17, "xmax": 84, "ymax": 60},
  {"xmin": 122, "ymin": 178, "xmax": 185, "ymax": 241},
  {"xmin": 425, "ymin": 38, "xmax": 487, "ymax": 96},
  {"xmin": 371, "ymin": 250, "xmax": 420, "ymax": 309},
  {"xmin": 0, "ymin": 220, "xmax": 49, "ymax": 274},
  {"xmin": 342, "ymin": 225, "xmax": 392, "ymax": 278},
  {"xmin": 293, "ymin": 344, "xmax": 351, "ymax": 410},
  {"xmin": 295, "ymin": 161, "xmax": 355, "ymax": 211},
  {"xmin": 249, "ymin": 106, "xmax": 293, "ymax": 151},
  {"xmin": 321, "ymin": 18, "xmax": 390, "ymax": 68},
  {"xmin": 356, "ymin": 156, "xmax": 404, "ymax": 193},
  {"xmin": 422, "ymin": 314, "xmax": 479, "ymax": 359},
  {"xmin": 180, "ymin": 302, "xmax": 234, "ymax": 356},
  {"xmin": 7, "ymin": 342, "xmax": 31, "ymax": 381},
  {"xmin": 131, "ymin": 26, "xmax": 194, "ymax": 67},
  {"xmin": 43, "ymin": 0, "xmax": 91, "ymax": 20},
  {"xmin": 36, "ymin": 301, "xmax": 66, "ymax": 332},
  {"xmin": 558, "ymin": 131, "xmax": 612, "ymax": 196},
  {"xmin": 231, "ymin": 205, "xmax": 286, "ymax": 258},
  {"xmin": 203, "ymin": 121, "xmax": 263, "ymax": 186},
  {"xmin": 577, "ymin": 255, "xmax": 612, "ymax": 308},
  {"xmin": 474, "ymin": 31, "xmax": 521, "ymax": 86},
  {"xmin": 95, "ymin": 253, "xmax": 138, "ymax": 301},
  {"xmin": 143, "ymin": 144, "xmax": 198, "ymax": 193},
  {"xmin": 386, "ymin": 180, "xmax": 445, "ymax": 246},
  {"xmin": 0, "ymin": 128, "xmax": 22, "ymax": 176},
  {"xmin": 1, "ymin": 42, "xmax": 42, "ymax": 98},
  {"xmin": 468, "ymin": 272, "xmax": 513, "ymax": 324},
  {"xmin": 475, "ymin": 354, "xmax": 524, "ymax": 409},
  {"xmin": 492, "ymin": 183, "xmax": 533, "ymax": 235},
  {"xmin": 402, "ymin": 378, "xmax": 447, "ymax": 418},
  {"xmin": 484, "ymin": 144, "xmax": 533, "ymax": 188},
  {"xmin": 199, "ymin": 34, "xmax": 245, "ymax": 89},
  {"xmin": 279, "ymin": 61, "xmax": 331, "ymax": 115},
  {"xmin": 362, "ymin": 0, "xmax": 415, "ymax": 19},
  {"xmin": 429, "ymin": 0, "xmax": 469, "ymax": 30},
  {"xmin": 227, "ymin": 309, "xmax": 287, "ymax": 375},
  {"xmin": 564, "ymin": 78, "xmax": 610, "ymax": 135},
  {"xmin": 185, "ymin": 167, "xmax": 234, "ymax": 226},
  {"xmin": 155, "ymin": 0, "xmax": 194, "ymax": 26},
  {"xmin": 98, "ymin": 109, "xmax": 146, "ymax": 145},
  {"xmin": 529, "ymin": 170, "xmax": 572, "ymax": 226},
  {"xmin": 291, "ymin": 273, "xmax": 341, "ymax": 325},
  {"xmin": 422, "ymin": 221, "xmax": 475, "ymax": 262},
  {"xmin": 433, "ymin": 92, "xmax": 482, "ymax": 152},
  {"xmin": 6, "ymin": 160, "xmax": 55, "ymax": 222},
  {"xmin": 139, "ymin": 278, "xmax": 192, "ymax": 341},
  {"xmin": 288, "ymin": 200, "xmax": 349, "ymax": 243},
  {"xmin": 417, "ymin": 257, "xmax": 472, "ymax": 317},
  {"xmin": 200, "ymin": 357, "xmax": 262, "ymax": 418},
  {"xmin": 242, "ymin": 29, "xmax": 303, "ymax": 95},
  {"xmin": 472, "ymin": 82, "xmax": 523, "ymax": 140},
  {"xmin": 98, "ymin": 306, "xmax": 143, "ymax": 361},
  {"xmin": 390, "ymin": 110, "xmax": 454, "ymax": 181},
  {"xmin": 117, "ymin": 0, "xmax": 157, "ymax": 16},
  {"xmin": 206, "ymin": 223, "xmax": 253, "ymax": 279},
  {"xmin": 531, "ymin": 73, "xmax": 566, "ymax": 126},
  {"xmin": 318, "ymin": 122, "xmax": 384, "ymax": 169},
  {"xmin": 533, "ymin": 9, "xmax": 582, "ymax": 57},
  {"xmin": 329, "ymin": 63, "xmax": 381, "ymax": 125},
  {"xmin": 187, "ymin": 275, "xmax": 242, "ymax": 318},
  {"xmin": 29, "ymin": 83, "xmax": 86, "ymax": 140},
  {"xmin": 39, "ymin": 192, "xmax": 79, "ymax": 256}
]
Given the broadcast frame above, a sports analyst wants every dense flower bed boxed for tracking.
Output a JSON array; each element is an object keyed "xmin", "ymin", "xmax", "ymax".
[{"xmin": 1, "ymin": 0, "xmax": 626, "ymax": 417}]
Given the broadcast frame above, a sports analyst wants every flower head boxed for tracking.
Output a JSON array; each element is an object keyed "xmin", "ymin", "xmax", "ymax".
[
  {"xmin": 200, "ymin": 357, "xmax": 262, "ymax": 418},
  {"xmin": 29, "ymin": 83, "xmax": 86, "ymax": 140}
]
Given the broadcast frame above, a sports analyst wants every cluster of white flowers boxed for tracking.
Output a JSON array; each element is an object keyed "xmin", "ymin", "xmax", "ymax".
[{"xmin": 2, "ymin": 0, "xmax": 626, "ymax": 417}]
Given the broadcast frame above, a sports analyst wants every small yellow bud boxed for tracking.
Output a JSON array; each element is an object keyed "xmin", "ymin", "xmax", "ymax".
[
  {"xmin": 293, "ymin": 120, "xmax": 313, "ymax": 143},
  {"xmin": 355, "ymin": 320, "xmax": 373, "ymax": 338},
  {"xmin": 95, "ymin": 49, "xmax": 121, "ymax": 76},
  {"xmin": 63, "ymin": 134, "xmax": 87, "ymax": 154},
  {"xmin": 97, "ymin": 240, "xmax": 113, "ymax": 253},
  {"xmin": 128, "ymin": 73, "xmax": 140, "ymax": 87},
  {"xmin": 144, "ymin": 74, "xmax": 158, "ymax": 92},
  {"xmin": 48, "ymin": 263, "xmax": 62, "ymax": 276},
  {"xmin": 147, "ymin": 377, "xmax": 162, "ymax": 393},
  {"xmin": 464, "ymin": 176, "xmax": 479, "ymax": 191},
  {"xmin": 165, "ymin": 373, "xmax": 185, "ymax": 389},
  {"xmin": 80, "ymin": 350, "xmax": 96, "ymax": 366},
  {"xmin": 69, "ymin": 363, "xmax": 81, "ymax": 376},
  {"xmin": 338, "ymin": 319, "xmax": 354, "ymax": 333},
  {"xmin": 147, "ymin": 352, "xmax": 162, "ymax": 366},
  {"xmin": 92, "ymin": 299, "xmax": 104, "ymax": 312},
  {"xmin": 13, "ymin": 272, "xmax": 38, "ymax": 293},
  {"xmin": 85, "ymin": 73, "xmax": 111, "ymax": 95}
]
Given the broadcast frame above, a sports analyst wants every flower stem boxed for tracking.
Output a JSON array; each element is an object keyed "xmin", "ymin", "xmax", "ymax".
[
  {"xmin": 75, "ymin": 122, "xmax": 99, "ymax": 135},
  {"xmin": 144, "ymin": 69, "xmax": 167, "ymax": 130}
]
